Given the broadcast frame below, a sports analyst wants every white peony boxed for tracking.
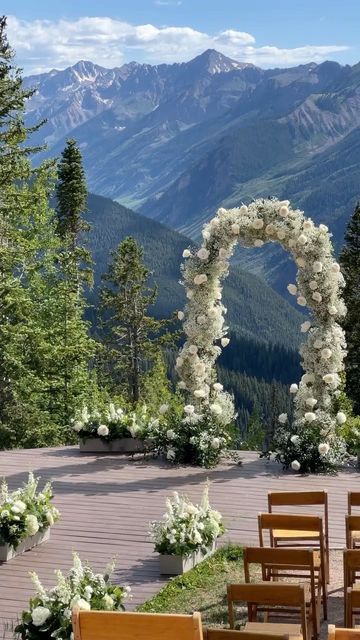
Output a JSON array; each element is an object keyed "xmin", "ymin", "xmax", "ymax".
[
  {"xmin": 312, "ymin": 292, "xmax": 322, "ymax": 303},
  {"xmin": 321, "ymin": 348, "xmax": 332, "ymax": 359},
  {"xmin": 290, "ymin": 384, "xmax": 298, "ymax": 394},
  {"xmin": 323, "ymin": 373, "xmax": 335, "ymax": 384},
  {"xmin": 97, "ymin": 424, "xmax": 109, "ymax": 437},
  {"xmin": 291, "ymin": 460, "xmax": 301, "ymax": 471},
  {"xmin": 305, "ymin": 412, "xmax": 316, "ymax": 423},
  {"xmin": 306, "ymin": 398, "xmax": 317, "ymax": 408},
  {"xmin": 213, "ymin": 383, "xmax": 223, "ymax": 392},
  {"xmin": 182, "ymin": 249, "xmax": 191, "ymax": 258},
  {"xmin": 254, "ymin": 239, "xmax": 264, "ymax": 247},
  {"xmin": 31, "ymin": 606, "xmax": 51, "ymax": 627},
  {"xmin": 159, "ymin": 404, "xmax": 169, "ymax": 415},
  {"xmin": 231, "ymin": 223, "xmax": 240, "ymax": 235},
  {"xmin": 278, "ymin": 413, "xmax": 288, "ymax": 424},
  {"xmin": 25, "ymin": 515, "xmax": 39, "ymax": 536},
  {"xmin": 197, "ymin": 248, "xmax": 209, "ymax": 261},
  {"xmin": 318, "ymin": 443, "xmax": 330, "ymax": 455},
  {"xmin": 290, "ymin": 435, "xmax": 300, "ymax": 444},
  {"xmin": 301, "ymin": 320, "xmax": 311, "ymax": 333},
  {"xmin": 12, "ymin": 500, "xmax": 27, "ymax": 514},
  {"xmin": 297, "ymin": 296, "xmax": 307, "ymax": 307},
  {"xmin": 312, "ymin": 261, "xmax": 323, "ymax": 273},
  {"xmin": 177, "ymin": 311, "xmax": 184, "ymax": 321},
  {"xmin": 194, "ymin": 274, "xmax": 207, "ymax": 285},
  {"xmin": 194, "ymin": 389, "xmax": 206, "ymax": 398},
  {"xmin": 287, "ymin": 284, "xmax": 297, "ymax": 295},
  {"xmin": 184, "ymin": 405, "xmax": 195, "ymax": 415},
  {"xmin": 279, "ymin": 205, "xmax": 289, "ymax": 217},
  {"xmin": 252, "ymin": 219, "xmax": 264, "ymax": 229},
  {"xmin": 298, "ymin": 234, "xmax": 308, "ymax": 245},
  {"xmin": 336, "ymin": 412, "xmax": 347, "ymax": 425},
  {"xmin": 221, "ymin": 337, "xmax": 230, "ymax": 347}
]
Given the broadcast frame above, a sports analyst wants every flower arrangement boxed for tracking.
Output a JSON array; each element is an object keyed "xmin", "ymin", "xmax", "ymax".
[
  {"xmin": 150, "ymin": 484, "xmax": 224, "ymax": 557},
  {"xmin": 176, "ymin": 198, "xmax": 347, "ymax": 472},
  {"xmin": 0, "ymin": 473, "xmax": 60, "ymax": 549},
  {"xmin": 72, "ymin": 402, "xmax": 158, "ymax": 441},
  {"xmin": 15, "ymin": 553, "xmax": 131, "ymax": 640}
]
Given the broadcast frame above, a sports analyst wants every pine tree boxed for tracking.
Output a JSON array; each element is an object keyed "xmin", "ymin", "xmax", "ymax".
[
  {"xmin": 56, "ymin": 139, "xmax": 89, "ymax": 247},
  {"xmin": 242, "ymin": 403, "xmax": 265, "ymax": 451},
  {"xmin": 100, "ymin": 237, "xmax": 177, "ymax": 405},
  {"xmin": 340, "ymin": 202, "xmax": 360, "ymax": 414}
]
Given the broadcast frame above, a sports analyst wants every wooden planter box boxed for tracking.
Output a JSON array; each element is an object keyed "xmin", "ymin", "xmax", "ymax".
[
  {"xmin": 0, "ymin": 527, "xmax": 50, "ymax": 562},
  {"xmin": 80, "ymin": 437, "xmax": 145, "ymax": 454},
  {"xmin": 159, "ymin": 541, "xmax": 217, "ymax": 576}
]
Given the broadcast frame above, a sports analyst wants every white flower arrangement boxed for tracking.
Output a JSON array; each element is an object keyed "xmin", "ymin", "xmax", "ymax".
[
  {"xmin": 176, "ymin": 198, "xmax": 347, "ymax": 472},
  {"xmin": 15, "ymin": 553, "xmax": 130, "ymax": 639},
  {"xmin": 0, "ymin": 473, "xmax": 60, "ymax": 549},
  {"xmin": 149, "ymin": 484, "xmax": 224, "ymax": 557},
  {"xmin": 72, "ymin": 402, "xmax": 157, "ymax": 442}
]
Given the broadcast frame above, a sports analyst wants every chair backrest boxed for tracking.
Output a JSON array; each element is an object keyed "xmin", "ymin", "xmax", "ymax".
[
  {"xmin": 328, "ymin": 626, "xmax": 360, "ymax": 640},
  {"xmin": 72, "ymin": 610, "xmax": 203, "ymax": 640},
  {"xmin": 348, "ymin": 493, "xmax": 360, "ymax": 515},
  {"xmin": 346, "ymin": 587, "xmax": 360, "ymax": 626},
  {"xmin": 268, "ymin": 492, "xmax": 328, "ymax": 548},
  {"xmin": 243, "ymin": 546, "xmax": 317, "ymax": 583},
  {"xmin": 203, "ymin": 630, "xmax": 290, "ymax": 640},
  {"xmin": 258, "ymin": 513, "xmax": 323, "ymax": 547},
  {"xmin": 345, "ymin": 516, "xmax": 360, "ymax": 548}
]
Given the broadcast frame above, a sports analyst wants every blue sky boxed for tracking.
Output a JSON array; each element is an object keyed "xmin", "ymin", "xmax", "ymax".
[{"xmin": 5, "ymin": 0, "xmax": 359, "ymax": 74}]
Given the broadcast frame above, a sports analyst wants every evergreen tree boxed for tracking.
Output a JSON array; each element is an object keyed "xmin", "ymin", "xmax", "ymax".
[
  {"xmin": 340, "ymin": 202, "xmax": 360, "ymax": 414},
  {"xmin": 56, "ymin": 139, "xmax": 89, "ymax": 247},
  {"xmin": 242, "ymin": 403, "xmax": 265, "ymax": 451},
  {"xmin": 100, "ymin": 237, "xmax": 177, "ymax": 405}
]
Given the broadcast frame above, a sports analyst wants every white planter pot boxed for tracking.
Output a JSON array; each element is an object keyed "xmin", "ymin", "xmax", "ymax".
[
  {"xmin": 80, "ymin": 437, "xmax": 145, "ymax": 454},
  {"xmin": 159, "ymin": 541, "xmax": 217, "ymax": 576},
  {"xmin": 0, "ymin": 527, "xmax": 50, "ymax": 562}
]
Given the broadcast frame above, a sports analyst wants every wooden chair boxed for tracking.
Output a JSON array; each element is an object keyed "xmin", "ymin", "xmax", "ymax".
[
  {"xmin": 346, "ymin": 516, "xmax": 360, "ymax": 549},
  {"xmin": 203, "ymin": 630, "xmax": 292, "ymax": 640},
  {"xmin": 227, "ymin": 582, "xmax": 310, "ymax": 640},
  {"xmin": 348, "ymin": 493, "xmax": 360, "ymax": 515},
  {"xmin": 258, "ymin": 513, "xmax": 327, "ymax": 620},
  {"xmin": 72, "ymin": 610, "xmax": 203, "ymax": 640},
  {"xmin": 328, "ymin": 626, "xmax": 360, "ymax": 640},
  {"xmin": 243, "ymin": 547, "xmax": 321, "ymax": 639},
  {"xmin": 343, "ymin": 550, "xmax": 360, "ymax": 625},
  {"xmin": 267, "ymin": 492, "xmax": 329, "ymax": 584},
  {"xmin": 346, "ymin": 588, "xmax": 360, "ymax": 628}
]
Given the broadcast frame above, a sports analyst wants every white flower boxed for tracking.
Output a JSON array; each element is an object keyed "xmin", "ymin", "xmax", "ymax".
[
  {"xmin": 309, "ymin": 280, "xmax": 318, "ymax": 290},
  {"xmin": 166, "ymin": 429, "xmax": 176, "ymax": 440},
  {"xmin": 188, "ymin": 345, "xmax": 198, "ymax": 355},
  {"xmin": 319, "ymin": 224, "xmax": 328, "ymax": 232},
  {"xmin": 97, "ymin": 424, "xmax": 109, "ymax": 437},
  {"xmin": 287, "ymin": 284, "xmax": 297, "ymax": 295},
  {"xmin": 290, "ymin": 435, "xmax": 300, "ymax": 444},
  {"xmin": 265, "ymin": 224, "xmax": 275, "ymax": 235},
  {"xmin": 184, "ymin": 405, "xmax": 195, "ymax": 415},
  {"xmin": 297, "ymin": 296, "xmax": 307, "ymax": 307},
  {"xmin": 231, "ymin": 223, "xmax": 240, "ymax": 235},
  {"xmin": 336, "ymin": 412, "xmax": 347, "ymax": 425},
  {"xmin": 182, "ymin": 249, "xmax": 191, "ymax": 258},
  {"xmin": 314, "ymin": 339, "xmax": 322, "ymax": 349},
  {"xmin": 297, "ymin": 257, "xmax": 306, "ymax": 268},
  {"xmin": 73, "ymin": 421, "xmax": 83, "ymax": 432},
  {"xmin": 197, "ymin": 248, "xmax": 209, "ymax": 260},
  {"xmin": 219, "ymin": 248, "xmax": 228, "ymax": 259},
  {"xmin": 177, "ymin": 311, "xmax": 184, "ymax": 321},
  {"xmin": 303, "ymin": 220, "xmax": 313, "ymax": 230},
  {"xmin": 318, "ymin": 443, "xmax": 330, "ymax": 455},
  {"xmin": 306, "ymin": 398, "xmax": 317, "ymax": 408},
  {"xmin": 321, "ymin": 348, "xmax": 332, "ymax": 359},
  {"xmin": 254, "ymin": 239, "xmax": 264, "ymax": 247},
  {"xmin": 328, "ymin": 305, "xmax": 337, "ymax": 315},
  {"xmin": 202, "ymin": 229, "xmax": 210, "ymax": 240},
  {"xmin": 302, "ymin": 373, "xmax": 315, "ymax": 384},
  {"xmin": 298, "ymin": 234, "xmax": 308, "ymax": 245},
  {"xmin": 195, "ymin": 362, "xmax": 206, "ymax": 374},
  {"xmin": 178, "ymin": 381, "xmax": 187, "ymax": 390},
  {"xmin": 194, "ymin": 389, "xmax": 206, "ymax": 398},
  {"xmin": 312, "ymin": 291, "xmax": 322, "ymax": 303},
  {"xmin": 12, "ymin": 500, "xmax": 26, "ymax": 514},
  {"xmin": 31, "ymin": 606, "xmax": 51, "ymax": 627},
  {"xmin": 208, "ymin": 307, "xmax": 218, "ymax": 319},
  {"xmin": 290, "ymin": 384, "xmax": 298, "ymax": 394},
  {"xmin": 331, "ymin": 262, "xmax": 340, "ymax": 273},
  {"xmin": 277, "ymin": 230, "xmax": 286, "ymax": 240},
  {"xmin": 176, "ymin": 356, "xmax": 184, "ymax": 367},
  {"xmin": 166, "ymin": 448, "xmax": 176, "ymax": 461},
  {"xmin": 213, "ymin": 383, "xmax": 223, "ymax": 392},
  {"xmin": 313, "ymin": 261, "xmax": 323, "ymax": 273},
  {"xmin": 301, "ymin": 320, "xmax": 311, "ymax": 333},
  {"xmin": 186, "ymin": 290, "xmax": 194, "ymax": 299},
  {"xmin": 197, "ymin": 314, "xmax": 207, "ymax": 325},
  {"xmin": 103, "ymin": 594, "xmax": 114, "ymax": 610},
  {"xmin": 279, "ymin": 205, "xmax": 289, "ymax": 217},
  {"xmin": 46, "ymin": 511, "xmax": 54, "ymax": 526},
  {"xmin": 159, "ymin": 404, "xmax": 169, "ymax": 415},
  {"xmin": 25, "ymin": 515, "xmax": 39, "ymax": 536},
  {"xmin": 323, "ymin": 373, "xmax": 335, "ymax": 384},
  {"xmin": 305, "ymin": 412, "xmax": 316, "ymax": 423},
  {"xmin": 252, "ymin": 219, "xmax": 264, "ymax": 229},
  {"xmin": 71, "ymin": 596, "xmax": 91, "ymax": 611},
  {"xmin": 239, "ymin": 205, "xmax": 248, "ymax": 214},
  {"xmin": 210, "ymin": 403, "xmax": 222, "ymax": 415},
  {"xmin": 278, "ymin": 413, "xmax": 288, "ymax": 424},
  {"xmin": 291, "ymin": 460, "xmax": 301, "ymax": 471},
  {"xmin": 194, "ymin": 274, "xmax": 207, "ymax": 285},
  {"xmin": 211, "ymin": 438, "xmax": 221, "ymax": 449},
  {"xmin": 221, "ymin": 337, "xmax": 230, "ymax": 347}
]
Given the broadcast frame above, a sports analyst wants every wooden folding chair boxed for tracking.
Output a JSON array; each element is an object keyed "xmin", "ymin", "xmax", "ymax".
[
  {"xmin": 348, "ymin": 493, "xmax": 360, "ymax": 515},
  {"xmin": 328, "ymin": 626, "xmax": 360, "ymax": 640},
  {"xmin": 343, "ymin": 550, "xmax": 360, "ymax": 625},
  {"xmin": 258, "ymin": 513, "xmax": 327, "ymax": 620},
  {"xmin": 243, "ymin": 547, "xmax": 321, "ymax": 639},
  {"xmin": 203, "ymin": 630, "xmax": 292, "ymax": 640},
  {"xmin": 72, "ymin": 610, "xmax": 203, "ymax": 640},
  {"xmin": 227, "ymin": 582, "xmax": 310, "ymax": 640},
  {"xmin": 267, "ymin": 492, "xmax": 329, "ymax": 584},
  {"xmin": 346, "ymin": 516, "xmax": 360, "ymax": 549},
  {"xmin": 346, "ymin": 588, "xmax": 360, "ymax": 628}
]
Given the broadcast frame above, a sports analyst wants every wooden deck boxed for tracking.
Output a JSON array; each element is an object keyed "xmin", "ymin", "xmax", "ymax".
[{"xmin": 0, "ymin": 447, "xmax": 359, "ymax": 636}]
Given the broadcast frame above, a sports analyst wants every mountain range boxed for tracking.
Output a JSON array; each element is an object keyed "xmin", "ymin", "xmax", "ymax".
[{"xmin": 25, "ymin": 49, "xmax": 360, "ymax": 296}]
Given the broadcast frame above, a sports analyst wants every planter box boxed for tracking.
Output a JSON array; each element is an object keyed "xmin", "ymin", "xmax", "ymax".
[
  {"xmin": 0, "ymin": 527, "xmax": 50, "ymax": 562},
  {"xmin": 159, "ymin": 541, "xmax": 217, "ymax": 576},
  {"xmin": 80, "ymin": 437, "xmax": 145, "ymax": 454}
]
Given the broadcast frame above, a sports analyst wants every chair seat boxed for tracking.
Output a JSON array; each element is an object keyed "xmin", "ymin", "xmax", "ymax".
[
  {"xmin": 272, "ymin": 529, "xmax": 319, "ymax": 540},
  {"xmin": 245, "ymin": 622, "xmax": 303, "ymax": 637},
  {"xmin": 351, "ymin": 532, "xmax": 360, "ymax": 540}
]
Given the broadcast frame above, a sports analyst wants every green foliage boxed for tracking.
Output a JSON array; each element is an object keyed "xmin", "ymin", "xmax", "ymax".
[
  {"xmin": 340, "ymin": 202, "xmax": 360, "ymax": 415},
  {"xmin": 55, "ymin": 138, "xmax": 89, "ymax": 242},
  {"xmin": 240, "ymin": 403, "xmax": 265, "ymax": 451}
]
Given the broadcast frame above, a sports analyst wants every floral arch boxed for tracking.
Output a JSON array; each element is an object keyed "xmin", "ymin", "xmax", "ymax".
[{"xmin": 176, "ymin": 198, "xmax": 347, "ymax": 471}]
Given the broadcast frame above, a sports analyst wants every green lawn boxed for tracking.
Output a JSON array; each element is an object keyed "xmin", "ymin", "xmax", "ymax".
[{"xmin": 138, "ymin": 545, "xmax": 252, "ymax": 628}]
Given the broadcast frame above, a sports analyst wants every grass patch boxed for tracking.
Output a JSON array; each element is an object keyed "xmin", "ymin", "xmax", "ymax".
[{"xmin": 138, "ymin": 545, "xmax": 249, "ymax": 627}]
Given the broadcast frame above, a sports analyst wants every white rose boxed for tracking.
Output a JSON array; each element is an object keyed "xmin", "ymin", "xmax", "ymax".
[
  {"xmin": 297, "ymin": 257, "xmax": 306, "ymax": 267},
  {"xmin": 331, "ymin": 262, "xmax": 340, "ymax": 273},
  {"xmin": 194, "ymin": 389, "xmax": 206, "ymax": 398},
  {"xmin": 97, "ymin": 424, "xmax": 109, "ymax": 437},
  {"xmin": 265, "ymin": 224, "xmax": 275, "ymax": 235},
  {"xmin": 252, "ymin": 219, "xmax": 264, "ymax": 229},
  {"xmin": 321, "ymin": 348, "xmax": 332, "ymax": 359},
  {"xmin": 166, "ymin": 429, "xmax": 176, "ymax": 440},
  {"xmin": 186, "ymin": 290, "xmax": 194, "ymax": 299},
  {"xmin": 291, "ymin": 460, "xmax": 301, "ymax": 471},
  {"xmin": 254, "ymin": 239, "xmax": 264, "ymax": 247},
  {"xmin": 231, "ymin": 223, "xmax": 240, "ymax": 235},
  {"xmin": 306, "ymin": 398, "xmax": 317, "ymax": 408},
  {"xmin": 318, "ymin": 443, "xmax": 330, "ymax": 455},
  {"xmin": 287, "ymin": 284, "xmax": 297, "ymax": 295},
  {"xmin": 177, "ymin": 311, "xmax": 184, "ymax": 320},
  {"xmin": 290, "ymin": 384, "xmax": 298, "ymax": 394},
  {"xmin": 219, "ymin": 248, "xmax": 228, "ymax": 259},
  {"xmin": 188, "ymin": 345, "xmax": 198, "ymax": 355},
  {"xmin": 303, "ymin": 220, "xmax": 313, "ymax": 230},
  {"xmin": 184, "ymin": 405, "xmax": 195, "ymax": 415},
  {"xmin": 25, "ymin": 515, "xmax": 39, "ymax": 536},
  {"xmin": 182, "ymin": 249, "xmax": 191, "ymax": 258},
  {"xmin": 278, "ymin": 413, "xmax": 288, "ymax": 424},
  {"xmin": 302, "ymin": 373, "xmax": 315, "ymax": 384},
  {"xmin": 309, "ymin": 280, "xmax": 318, "ymax": 290},
  {"xmin": 300, "ymin": 321, "xmax": 311, "ymax": 333},
  {"xmin": 336, "ymin": 412, "xmax": 347, "ymax": 425},
  {"xmin": 159, "ymin": 404, "xmax": 169, "ymax": 415},
  {"xmin": 305, "ymin": 412, "xmax": 316, "ymax": 423},
  {"xmin": 213, "ymin": 383, "xmax": 223, "ymax": 392},
  {"xmin": 298, "ymin": 234, "xmax": 308, "ymax": 245},
  {"xmin": 277, "ymin": 230, "xmax": 286, "ymax": 240},
  {"xmin": 197, "ymin": 248, "xmax": 209, "ymax": 260},
  {"xmin": 290, "ymin": 435, "xmax": 300, "ymax": 444},
  {"xmin": 31, "ymin": 606, "xmax": 51, "ymax": 627},
  {"xmin": 279, "ymin": 206, "xmax": 289, "ymax": 217},
  {"xmin": 12, "ymin": 500, "xmax": 27, "ymax": 514},
  {"xmin": 297, "ymin": 296, "xmax": 307, "ymax": 307},
  {"xmin": 312, "ymin": 291, "xmax": 322, "ymax": 303},
  {"xmin": 323, "ymin": 373, "xmax": 335, "ymax": 384},
  {"xmin": 211, "ymin": 438, "xmax": 221, "ymax": 449},
  {"xmin": 313, "ymin": 261, "xmax": 323, "ymax": 273},
  {"xmin": 221, "ymin": 337, "xmax": 230, "ymax": 347}
]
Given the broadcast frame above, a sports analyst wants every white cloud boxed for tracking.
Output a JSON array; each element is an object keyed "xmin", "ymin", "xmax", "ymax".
[{"xmin": 7, "ymin": 15, "xmax": 349, "ymax": 74}]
